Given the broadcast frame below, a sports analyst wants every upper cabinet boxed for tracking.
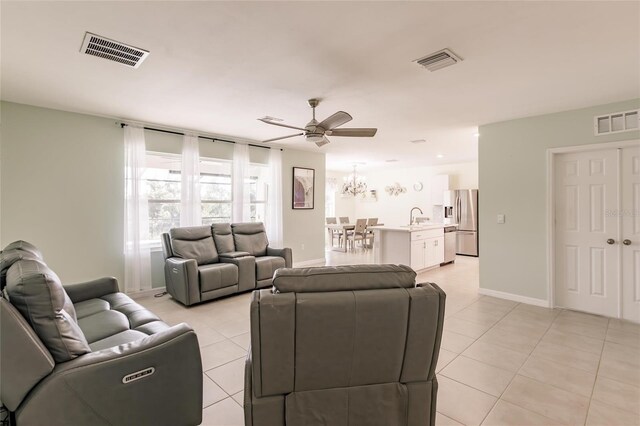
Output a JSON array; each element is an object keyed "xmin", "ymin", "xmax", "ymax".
[{"xmin": 431, "ymin": 175, "xmax": 450, "ymax": 205}]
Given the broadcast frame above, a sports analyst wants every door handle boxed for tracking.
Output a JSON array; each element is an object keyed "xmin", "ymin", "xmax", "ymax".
[
  {"xmin": 606, "ymin": 239, "xmax": 615, "ymax": 245},
  {"xmin": 623, "ymin": 239, "xmax": 632, "ymax": 246}
]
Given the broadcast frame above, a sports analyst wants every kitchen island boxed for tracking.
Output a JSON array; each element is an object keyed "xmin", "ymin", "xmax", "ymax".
[{"xmin": 373, "ymin": 224, "xmax": 456, "ymax": 272}]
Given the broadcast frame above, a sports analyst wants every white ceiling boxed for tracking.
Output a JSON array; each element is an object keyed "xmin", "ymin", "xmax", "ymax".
[{"xmin": 2, "ymin": 1, "xmax": 639, "ymax": 171}]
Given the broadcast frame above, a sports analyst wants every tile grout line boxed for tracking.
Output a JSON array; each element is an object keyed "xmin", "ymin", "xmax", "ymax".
[
  {"xmin": 476, "ymin": 303, "xmax": 561, "ymax": 426},
  {"xmin": 439, "ymin": 298, "xmax": 522, "ymax": 425}
]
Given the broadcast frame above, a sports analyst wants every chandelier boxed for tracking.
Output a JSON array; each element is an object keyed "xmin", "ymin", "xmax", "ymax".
[{"xmin": 341, "ymin": 165, "xmax": 367, "ymax": 197}]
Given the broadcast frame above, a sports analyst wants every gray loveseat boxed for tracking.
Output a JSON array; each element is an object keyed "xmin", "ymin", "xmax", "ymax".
[
  {"xmin": 162, "ymin": 222, "xmax": 292, "ymax": 306},
  {"xmin": 244, "ymin": 264, "xmax": 446, "ymax": 426},
  {"xmin": 0, "ymin": 241, "xmax": 203, "ymax": 426}
]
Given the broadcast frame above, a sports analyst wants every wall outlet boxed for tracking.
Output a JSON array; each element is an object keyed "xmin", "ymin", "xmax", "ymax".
[
  {"xmin": 497, "ymin": 214, "xmax": 505, "ymax": 224},
  {"xmin": 301, "ymin": 243, "xmax": 305, "ymax": 250}
]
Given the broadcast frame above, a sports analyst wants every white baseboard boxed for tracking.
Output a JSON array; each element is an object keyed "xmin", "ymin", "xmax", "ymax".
[
  {"xmin": 293, "ymin": 258, "xmax": 326, "ymax": 267},
  {"xmin": 478, "ymin": 288, "xmax": 550, "ymax": 308}
]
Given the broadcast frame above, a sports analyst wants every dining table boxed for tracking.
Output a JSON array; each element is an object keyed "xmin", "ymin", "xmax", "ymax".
[{"xmin": 325, "ymin": 223, "xmax": 384, "ymax": 252}]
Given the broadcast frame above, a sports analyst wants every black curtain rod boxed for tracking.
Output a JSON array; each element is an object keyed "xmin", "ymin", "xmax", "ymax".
[{"xmin": 120, "ymin": 123, "xmax": 281, "ymax": 151}]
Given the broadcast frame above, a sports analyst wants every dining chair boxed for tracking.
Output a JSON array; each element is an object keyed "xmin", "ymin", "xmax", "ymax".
[
  {"xmin": 348, "ymin": 219, "xmax": 368, "ymax": 250},
  {"xmin": 339, "ymin": 217, "xmax": 350, "ymax": 224},
  {"xmin": 326, "ymin": 217, "xmax": 342, "ymax": 247},
  {"xmin": 364, "ymin": 218, "xmax": 378, "ymax": 248}
]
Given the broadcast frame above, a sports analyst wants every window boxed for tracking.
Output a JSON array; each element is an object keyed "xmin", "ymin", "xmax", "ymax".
[
  {"xmin": 248, "ymin": 163, "xmax": 269, "ymax": 223},
  {"xmin": 200, "ymin": 159, "xmax": 232, "ymax": 225},
  {"xmin": 144, "ymin": 152, "xmax": 270, "ymax": 242},
  {"xmin": 144, "ymin": 153, "xmax": 181, "ymax": 241}
]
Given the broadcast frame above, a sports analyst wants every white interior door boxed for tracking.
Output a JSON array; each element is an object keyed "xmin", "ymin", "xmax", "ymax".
[
  {"xmin": 555, "ymin": 149, "xmax": 619, "ymax": 317},
  {"xmin": 622, "ymin": 145, "xmax": 640, "ymax": 322}
]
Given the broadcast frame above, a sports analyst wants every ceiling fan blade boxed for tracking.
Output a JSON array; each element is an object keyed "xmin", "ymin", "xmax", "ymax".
[
  {"xmin": 257, "ymin": 118, "xmax": 307, "ymax": 132},
  {"xmin": 318, "ymin": 111, "xmax": 352, "ymax": 130},
  {"xmin": 262, "ymin": 133, "xmax": 304, "ymax": 143},
  {"xmin": 326, "ymin": 128, "xmax": 378, "ymax": 137},
  {"xmin": 315, "ymin": 136, "xmax": 330, "ymax": 147}
]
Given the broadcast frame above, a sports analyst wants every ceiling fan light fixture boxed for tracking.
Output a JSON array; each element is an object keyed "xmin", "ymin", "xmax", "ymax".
[{"xmin": 306, "ymin": 133, "xmax": 324, "ymax": 143}]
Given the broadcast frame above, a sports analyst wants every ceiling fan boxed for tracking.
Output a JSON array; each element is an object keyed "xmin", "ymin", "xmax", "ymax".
[{"xmin": 258, "ymin": 99, "xmax": 377, "ymax": 147}]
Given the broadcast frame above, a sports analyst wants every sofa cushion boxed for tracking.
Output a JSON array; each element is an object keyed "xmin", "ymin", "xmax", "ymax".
[
  {"xmin": 74, "ymin": 298, "xmax": 110, "ymax": 319},
  {"xmin": 212, "ymin": 223, "xmax": 236, "ymax": 254},
  {"xmin": 273, "ymin": 264, "xmax": 416, "ymax": 293},
  {"xmin": 5, "ymin": 259, "xmax": 91, "ymax": 363},
  {"xmin": 255, "ymin": 256, "xmax": 286, "ymax": 281},
  {"xmin": 78, "ymin": 309, "xmax": 129, "ymax": 343},
  {"xmin": 232, "ymin": 223, "xmax": 268, "ymax": 256},
  {"xmin": 170, "ymin": 226, "xmax": 218, "ymax": 265},
  {"xmin": 89, "ymin": 330, "xmax": 149, "ymax": 352},
  {"xmin": 198, "ymin": 263, "xmax": 238, "ymax": 292}
]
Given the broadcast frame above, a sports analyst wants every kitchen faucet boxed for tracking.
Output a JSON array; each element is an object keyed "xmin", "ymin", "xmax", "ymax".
[{"xmin": 410, "ymin": 207, "xmax": 424, "ymax": 225}]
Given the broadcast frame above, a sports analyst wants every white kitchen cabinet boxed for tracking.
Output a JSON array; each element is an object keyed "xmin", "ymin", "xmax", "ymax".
[
  {"xmin": 409, "ymin": 229, "xmax": 444, "ymax": 270},
  {"xmin": 374, "ymin": 225, "xmax": 447, "ymax": 271},
  {"xmin": 425, "ymin": 236, "xmax": 445, "ymax": 267},
  {"xmin": 431, "ymin": 175, "xmax": 450, "ymax": 205},
  {"xmin": 410, "ymin": 240, "xmax": 425, "ymax": 270}
]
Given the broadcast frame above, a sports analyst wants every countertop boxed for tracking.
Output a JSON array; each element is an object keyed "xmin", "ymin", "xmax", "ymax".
[{"xmin": 373, "ymin": 223, "xmax": 458, "ymax": 232}]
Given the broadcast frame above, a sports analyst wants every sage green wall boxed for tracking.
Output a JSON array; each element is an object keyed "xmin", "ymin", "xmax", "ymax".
[
  {"xmin": 1, "ymin": 102, "xmax": 125, "ymax": 285},
  {"xmin": 1, "ymin": 101, "xmax": 326, "ymax": 290},
  {"xmin": 479, "ymin": 98, "xmax": 640, "ymax": 301}
]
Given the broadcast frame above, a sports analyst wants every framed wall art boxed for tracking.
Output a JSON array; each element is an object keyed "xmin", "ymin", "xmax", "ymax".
[{"xmin": 292, "ymin": 167, "xmax": 315, "ymax": 209}]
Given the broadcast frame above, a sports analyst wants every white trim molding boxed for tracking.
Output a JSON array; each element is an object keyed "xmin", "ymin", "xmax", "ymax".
[
  {"xmin": 293, "ymin": 258, "xmax": 326, "ymax": 267},
  {"xmin": 478, "ymin": 288, "xmax": 549, "ymax": 308}
]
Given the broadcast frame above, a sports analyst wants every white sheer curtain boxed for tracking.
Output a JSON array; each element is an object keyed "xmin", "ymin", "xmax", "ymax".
[
  {"xmin": 232, "ymin": 143, "xmax": 250, "ymax": 222},
  {"xmin": 180, "ymin": 134, "xmax": 202, "ymax": 226},
  {"xmin": 266, "ymin": 149, "xmax": 283, "ymax": 247},
  {"xmin": 123, "ymin": 125, "xmax": 152, "ymax": 293}
]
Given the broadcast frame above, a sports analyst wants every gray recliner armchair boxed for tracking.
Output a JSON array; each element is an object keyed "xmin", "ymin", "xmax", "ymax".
[
  {"xmin": 244, "ymin": 264, "xmax": 446, "ymax": 426},
  {"xmin": 0, "ymin": 241, "xmax": 203, "ymax": 426}
]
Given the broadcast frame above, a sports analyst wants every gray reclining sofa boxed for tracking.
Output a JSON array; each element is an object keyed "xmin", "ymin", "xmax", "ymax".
[
  {"xmin": 244, "ymin": 264, "xmax": 446, "ymax": 426},
  {"xmin": 162, "ymin": 222, "xmax": 292, "ymax": 306},
  {"xmin": 0, "ymin": 241, "xmax": 203, "ymax": 426}
]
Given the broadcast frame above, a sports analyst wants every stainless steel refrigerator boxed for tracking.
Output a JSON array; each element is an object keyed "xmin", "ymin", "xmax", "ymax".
[{"xmin": 443, "ymin": 189, "xmax": 478, "ymax": 256}]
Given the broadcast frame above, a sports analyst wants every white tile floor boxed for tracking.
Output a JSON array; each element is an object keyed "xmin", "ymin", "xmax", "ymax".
[{"xmin": 135, "ymin": 249, "xmax": 640, "ymax": 426}]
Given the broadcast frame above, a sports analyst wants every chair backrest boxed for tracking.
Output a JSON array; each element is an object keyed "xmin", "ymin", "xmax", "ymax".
[
  {"xmin": 231, "ymin": 222, "xmax": 269, "ymax": 256},
  {"xmin": 339, "ymin": 217, "xmax": 350, "ymax": 224},
  {"xmin": 367, "ymin": 217, "xmax": 378, "ymax": 226},
  {"xmin": 325, "ymin": 217, "xmax": 337, "ymax": 224},
  {"xmin": 212, "ymin": 223, "xmax": 235, "ymax": 253},
  {"xmin": 248, "ymin": 265, "xmax": 445, "ymax": 424},
  {"xmin": 354, "ymin": 218, "xmax": 367, "ymax": 233},
  {"xmin": 169, "ymin": 226, "xmax": 219, "ymax": 265}
]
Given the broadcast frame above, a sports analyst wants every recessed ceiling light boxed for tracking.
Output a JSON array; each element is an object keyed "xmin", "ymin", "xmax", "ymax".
[
  {"xmin": 473, "ymin": 132, "xmax": 480, "ymax": 137},
  {"xmin": 385, "ymin": 159, "xmax": 398, "ymax": 163},
  {"xmin": 436, "ymin": 154, "xmax": 444, "ymax": 159},
  {"xmin": 410, "ymin": 139, "xmax": 427, "ymax": 144}
]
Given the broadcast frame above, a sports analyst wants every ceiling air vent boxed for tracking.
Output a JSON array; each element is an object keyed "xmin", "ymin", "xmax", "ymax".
[
  {"xmin": 415, "ymin": 48, "xmax": 463, "ymax": 72},
  {"xmin": 80, "ymin": 32, "xmax": 149, "ymax": 69}
]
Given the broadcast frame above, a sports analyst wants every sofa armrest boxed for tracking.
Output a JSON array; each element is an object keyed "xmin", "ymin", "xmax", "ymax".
[
  {"xmin": 165, "ymin": 257, "xmax": 199, "ymax": 306},
  {"xmin": 220, "ymin": 255, "xmax": 256, "ymax": 292},
  {"xmin": 219, "ymin": 251, "xmax": 252, "ymax": 259},
  {"xmin": 267, "ymin": 247, "xmax": 292, "ymax": 268},
  {"xmin": 20, "ymin": 324, "xmax": 203, "ymax": 426},
  {"xmin": 63, "ymin": 277, "xmax": 120, "ymax": 303}
]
